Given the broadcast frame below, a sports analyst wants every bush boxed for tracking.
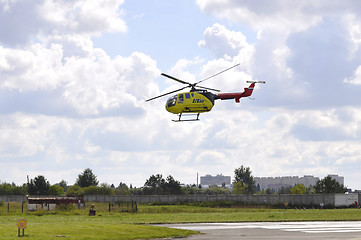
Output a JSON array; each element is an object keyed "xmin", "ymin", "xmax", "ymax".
[
  {"xmin": 0, "ymin": 183, "xmax": 27, "ymax": 195},
  {"xmin": 48, "ymin": 185, "xmax": 64, "ymax": 196},
  {"xmin": 66, "ymin": 185, "xmax": 84, "ymax": 196},
  {"xmin": 82, "ymin": 184, "xmax": 115, "ymax": 195}
]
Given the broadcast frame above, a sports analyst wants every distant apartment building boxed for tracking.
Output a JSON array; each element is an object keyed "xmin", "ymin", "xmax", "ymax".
[
  {"xmin": 328, "ymin": 174, "xmax": 344, "ymax": 185},
  {"xmin": 200, "ymin": 174, "xmax": 231, "ymax": 187},
  {"xmin": 254, "ymin": 174, "xmax": 344, "ymax": 191}
]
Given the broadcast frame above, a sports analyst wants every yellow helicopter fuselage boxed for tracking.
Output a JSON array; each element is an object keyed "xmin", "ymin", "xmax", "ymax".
[{"xmin": 165, "ymin": 91, "xmax": 214, "ymax": 114}]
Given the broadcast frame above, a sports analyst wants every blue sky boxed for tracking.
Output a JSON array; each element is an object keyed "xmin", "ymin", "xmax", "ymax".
[
  {"xmin": 94, "ymin": 0, "xmax": 213, "ymax": 70},
  {"xmin": 93, "ymin": 0, "xmax": 257, "ymax": 72},
  {"xmin": 1, "ymin": 0, "xmax": 361, "ymax": 190}
]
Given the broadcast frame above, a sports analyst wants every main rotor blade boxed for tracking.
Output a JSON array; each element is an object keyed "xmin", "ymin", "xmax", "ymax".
[
  {"xmin": 161, "ymin": 73, "xmax": 191, "ymax": 85},
  {"xmin": 146, "ymin": 86, "xmax": 188, "ymax": 102},
  {"xmin": 197, "ymin": 85, "xmax": 220, "ymax": 92},
  {"xmin": 196, "ymin": 63, "xmax": 240, "ymax": 85}
]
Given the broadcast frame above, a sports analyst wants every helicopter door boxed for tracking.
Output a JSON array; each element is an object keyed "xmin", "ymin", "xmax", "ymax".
[{"xmin": 178, "ymin": 94, "xmax": 184, "ymax": 103}]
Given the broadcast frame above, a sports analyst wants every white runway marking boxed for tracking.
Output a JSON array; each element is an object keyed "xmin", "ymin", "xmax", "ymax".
[{"xmin": 172, "ymin": 221, "xmax": 361, "ymax": 234}]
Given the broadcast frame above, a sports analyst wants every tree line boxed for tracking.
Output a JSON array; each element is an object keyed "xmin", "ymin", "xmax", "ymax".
[{"xmin": 0, "ymin": 166, "xmax": 347, "ymax": 196}]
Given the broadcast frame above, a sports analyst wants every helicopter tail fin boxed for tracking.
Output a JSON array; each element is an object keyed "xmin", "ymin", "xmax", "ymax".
[
  {"xmin": 233, "ymin": 82, "xmax": 256, "ymax": 102},
  {"xmin": 241, "ymin": 81, "xmax": 266, "ymax": 100},
  {"xmin": 242, "ymin": 83, "xmax": 255, "ymax": 97}
]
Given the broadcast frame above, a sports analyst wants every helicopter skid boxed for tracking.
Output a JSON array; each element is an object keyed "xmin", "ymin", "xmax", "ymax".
[{"xmin": 172, "ymin": 113, "xmax": 200, "ymax": 122}]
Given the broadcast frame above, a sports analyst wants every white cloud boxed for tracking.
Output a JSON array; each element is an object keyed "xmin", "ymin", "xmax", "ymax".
[
  {"xmin": 344, "ymin": 65, "xmax": 361, "ymax": 85},
  {"xmin": 0, "ymin": 0, "xmax": 127, "ymax": 47},
  {"xmin": 197, "ymin": 1, "xmax": 361, "ymax": 110},
  {"xmin": 43, "ymin": 34, "xmax": 95, "ymax": 58},
  {"xmin": 0, "ymin": 44, "xmax": 64, "ymax": 91},
  {"xmin": 1, "ymin": 105, "xmax": 361, "ymax": 188},
  {"xmin": 0, "ymin": 113, "xmax": 68, "ymax": 158},
  {"xmin": 0, "ymin": 0, "xmax": 148, "ymax": 117},
  {"xmin": 198, "ymin": 23, "xmax": 250, "ymax": 58},
  {"xmin": 342, "ymin": 14, "xmax": 361, "ymax": 60},
  {"xmin": 197, "ymin": 0, "xmax": 323, "ymax": 35},
  {"xmin": 195, "ymin": 151, "xmax": 227, "ymax": 165},
  {"xmin": 0, "ymin": 44, "xmax": 160, "ymax": 116}
]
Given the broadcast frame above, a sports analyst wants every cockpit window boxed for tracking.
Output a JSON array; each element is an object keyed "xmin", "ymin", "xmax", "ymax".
[
  {"xmin": 166, "ymin": 95, "xmax": 177, "ymax": 107},
  {"xmin": 178, "ymin": 94, "xmax": 184, "ymax": 103},
  {"xmin": 185, "ymin": 93, "xmax": 190, "ymax": 99}
]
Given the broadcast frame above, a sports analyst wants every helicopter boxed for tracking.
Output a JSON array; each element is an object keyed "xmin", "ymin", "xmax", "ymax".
[{"xmin": 146, "ymin": 64, "xmax": 265, "ymax": 121}]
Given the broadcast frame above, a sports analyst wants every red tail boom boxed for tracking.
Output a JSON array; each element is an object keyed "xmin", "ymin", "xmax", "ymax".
[{"xmin": 217, "ymin": 82, "xmax": 256, "ymax": 103}]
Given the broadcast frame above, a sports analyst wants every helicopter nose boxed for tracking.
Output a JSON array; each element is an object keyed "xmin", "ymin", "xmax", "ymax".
[
  {"xmin": 165, "ymin": 103, "xmax": 171, "ymax": 110},
  {"xmin": 165, "ymin": 102, "xmax": 176, "ymax": 113}
]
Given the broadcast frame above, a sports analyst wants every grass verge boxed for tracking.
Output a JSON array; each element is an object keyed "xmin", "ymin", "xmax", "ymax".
[{"xmin": 1, "ymin": 202, "xmax": 361, "ymax": 239}]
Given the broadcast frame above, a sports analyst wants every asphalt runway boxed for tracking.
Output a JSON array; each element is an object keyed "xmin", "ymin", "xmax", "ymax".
[{"xmin": 156, "ymin": 221, "xmax": 361, "ymax": 239}]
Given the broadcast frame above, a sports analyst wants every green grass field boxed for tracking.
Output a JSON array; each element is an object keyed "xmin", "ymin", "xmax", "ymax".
[
  {"xmin": 0, "ymin": 215, "xmax": 197, "ymax": 239},
  {"xmin": 1, "ymin": 202, "xmax": 361, "ymax": 239}
]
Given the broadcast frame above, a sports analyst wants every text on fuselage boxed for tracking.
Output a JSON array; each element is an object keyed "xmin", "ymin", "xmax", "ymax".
[{"xmin": 193, "ymin": 99, "xmax": 205, "ymax": 103}]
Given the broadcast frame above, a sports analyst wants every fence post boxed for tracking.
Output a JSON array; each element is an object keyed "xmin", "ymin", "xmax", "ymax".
[{"xmin": 7, "ymin": 203, "xmax": 9, "ymax": 212}]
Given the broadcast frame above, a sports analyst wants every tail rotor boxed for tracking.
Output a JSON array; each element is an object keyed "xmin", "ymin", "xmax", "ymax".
[{"xmin": 246, "ymin": 81, "xmax": 266, "ymax": 84}]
